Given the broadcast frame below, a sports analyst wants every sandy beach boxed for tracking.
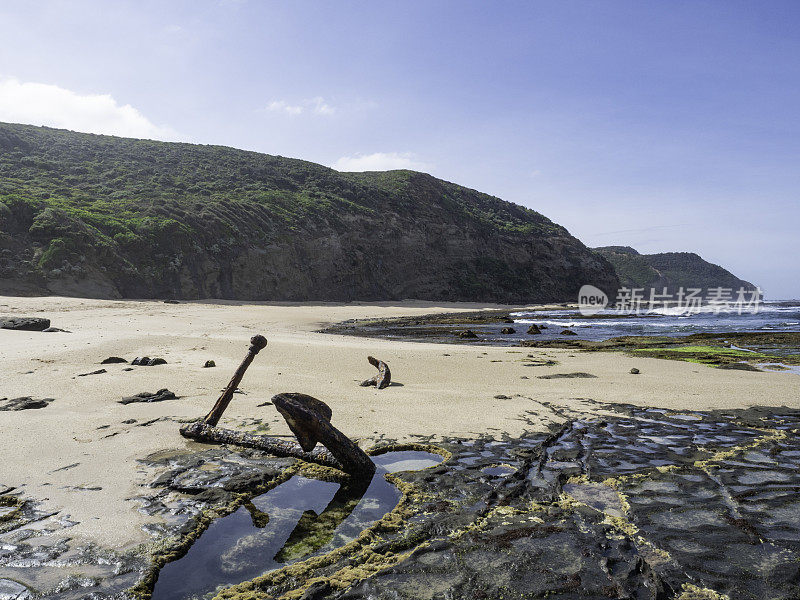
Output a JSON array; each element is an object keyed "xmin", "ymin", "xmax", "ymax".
[{"xmin": 1, "ymin": 295, "xmax": 798, "ymax": 552}]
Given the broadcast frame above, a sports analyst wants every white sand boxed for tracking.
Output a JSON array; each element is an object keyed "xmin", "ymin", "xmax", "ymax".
[{"xmin": 1, "ymin": 296, "xmax": 797, "ymax": 549}]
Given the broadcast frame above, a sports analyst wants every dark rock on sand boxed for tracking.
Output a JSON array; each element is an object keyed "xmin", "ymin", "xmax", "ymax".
[
  {"xmin": 0, "ymin": 317, "xmax": 50, "ymax": 331},
  {"xmin": 0, "ymin": 397, "xmax": 55, "ymax": 410},
  {"xmin": 630, "ymin": 368, "xmax": 640, "ymax": 374},
  {"xmin": 163, "ymin": 300, "xmax": 180, "ymax": 304},
  {"xmin": 500, "ymin": 327, "xmax": 515, "ymax": 334},
  {"xmin": 119, "ymin": 389, "xmax": 177, "ymax": 404},
  {"xmin": 42, "ymin": 326, "xmax": 70, "ymax": 333},
  {"xmin": 101, "ymin": 356, "xmax": 127, "ymax": 364},
  {"xmin": 537, "ymin": 372, "xmax": 597, "ymax": 379},
  {"xmin": 526, "ymin": 324, "xmax": 541, "ymax": 335},
  {"xmin": 459, "ymin": 330, "xmax": 478, "ymax": 339},
  {"xmin": 560, "ymin": 329, "xmax": 578, "ymax": 335},
  {"xmin": 132, "ymin": 356, "xmax": 167, "ymax": 366},
  {"xmin": 77, "ymin": 368, "xmax": 107, "ymax": 377},
  {"xmin": 203, "ymin": 360, "xmax": 216, "ymax": 368}
]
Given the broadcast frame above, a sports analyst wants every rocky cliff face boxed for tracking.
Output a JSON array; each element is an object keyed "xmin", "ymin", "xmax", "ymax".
[
  {"xmin": 0, "ymin": 122, "xmax": 619, "ymax": 303},
  {"xmin": 594, "ymin": 246, "xmax": 756, "ymax": 294}
]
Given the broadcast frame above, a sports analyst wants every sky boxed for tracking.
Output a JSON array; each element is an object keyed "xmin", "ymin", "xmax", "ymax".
[{"xmin": 0, "ymin": 1, "xmax": 798, "ymax": 298}]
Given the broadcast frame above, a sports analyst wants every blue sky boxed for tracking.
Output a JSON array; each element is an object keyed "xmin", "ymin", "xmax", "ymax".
[{"xmin": 0, "ymin": 1, "xmax": 798, "ymax": 298}]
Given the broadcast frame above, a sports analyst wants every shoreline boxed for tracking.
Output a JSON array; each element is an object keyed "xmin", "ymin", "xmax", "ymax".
[{"xmin": 1, "ymin": 295, "xmax": 799, "ymax": 554}]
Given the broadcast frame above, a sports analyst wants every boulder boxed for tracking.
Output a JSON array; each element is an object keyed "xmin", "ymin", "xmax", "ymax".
[
  {"xmin": 630, "ymin": 368, "xmax": 640, "ymax": 374},
  {"xmin": 119, "ymin": 389, "xmax": 177, "ymax": 404},
  {"xmin": 459, "ymin": 330, "xmax": 478, "ymax": 339},
  {"xmin": 0, "ymin": 317, "xmax": 50, "ymax": 331},
  {"xmin": 500, "ymin": 327, "xmax": 515, "ymax": 334},
  {"xmin": 101, "ymin": 356, "xmax": 127, "ymax": 364},
  {"xmin": 132, "ymin": 356, "xmax": 167, "ymax": 366},
  {"xmin": 203, "ymin": 360, "xmax": 216, "ymax": 368},
  {"xmin": 560, "ymin": 329, "xmax": 578, "ymax": 336},
  {"xmin": 0, "ymin": 397, "xmax": 54, "ymax": 411},
  {"xmin": 527, "ymin": 324, "xmax": 542, "ymax": 335}
]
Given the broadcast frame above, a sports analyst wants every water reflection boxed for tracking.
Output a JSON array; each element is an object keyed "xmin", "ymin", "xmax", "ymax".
[{"xmin": 151, "ymin": 450, "xmax": 443, "ymax": 600}]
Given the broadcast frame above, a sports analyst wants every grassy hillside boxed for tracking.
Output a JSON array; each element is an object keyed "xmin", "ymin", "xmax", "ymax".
[
  {"xmin": 594, "ymin": 246, "xmax": 755, "ymax": 294},
  {"xmin": 0, "ymin": 122, "xmax": 619, "ymax": 301}
]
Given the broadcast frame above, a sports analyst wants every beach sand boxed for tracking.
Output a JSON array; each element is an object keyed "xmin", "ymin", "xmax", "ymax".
[{"xmin": 1, "ymin": 295, "xmax": 797, "ymax": 550}]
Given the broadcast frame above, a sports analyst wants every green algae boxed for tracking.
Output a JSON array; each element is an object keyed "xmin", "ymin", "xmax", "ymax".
[
  {"xmin": 631, "ymin": 344, "xmax": 775, "ymax": 367},
  {"xmin": 207, "ymin": 443, "xmax": 450, "ymax": 600},
  {"xmin": 129, "ymin": 442, "xmax": 451, "ymax": 600},
  {"xmin": 0, "ymin": 495, "xmax": 24, "ymax": 524},
  {"xmin": 128, "ymin": 467, "xmax": 297, "ymax": 600}
]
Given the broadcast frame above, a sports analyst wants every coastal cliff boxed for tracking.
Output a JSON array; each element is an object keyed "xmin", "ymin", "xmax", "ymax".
[
  {"xmin": 0, "ymin": 122, "xmax": 619, "ymax": 302},
  {"xmin": 594, "ymin": 245, "xmax": 756, "ymax": 293}
]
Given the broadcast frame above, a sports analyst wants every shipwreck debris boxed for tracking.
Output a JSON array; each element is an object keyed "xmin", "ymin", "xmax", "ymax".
[
  {"xmin": 180, "ymin": 334, "xmax": 375, "ymax": 479},
  {"xmin": 359, "ymin": 356, "xmax": 391, "ymax": 389}
]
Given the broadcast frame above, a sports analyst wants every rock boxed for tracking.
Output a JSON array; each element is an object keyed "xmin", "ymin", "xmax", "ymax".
[
  {"xmin": 42, "ymin": 327, "xmax": 70, "ymax": 333},
  {"xmin": 459, "ymin": 330, "xmax": 478, "ymax": 339},
  {"xmin": 0, "ymin": 397, "xmax": 54, "ymax": 411},
  {"xmin": 539, "ymin": 324, "xmax": 548, "ymax": 329},
  {"xmin": 494, "ymin": 394, "xmax": 511, "ymax": 399},
  {"xmin": 630, "ymin": 368, "xmax": 640, "ymax": 374},
  {"xmin": 0, "ymin": 578, "xmax": 31, "ymax": 600},
  {"xmin": 527, "ymin": 324, "xmax": 541, "ymax": 335},
  {"xmin": 77, "ymin": 369, "xmax": 106, "ymax": 377},
  {"xmin": 500, "ymin": 327, "xmax": 515, "ymax": 334},
  {"xmin": 132, "ymin": 356, "xmax": 167, "ymax": 366},
  {"xmin": 119, "ymin": 389, "xmax": 177, "ymax": 404},
  {"xmin": 163, "ymin": 299, "xmax": 180, "ymax": 304},
  {"xmin": 203, "ymin": 360, "xmax": 216, "ymax": 368},
  {"xmin": 501, "ymin": 316, "xmax": 515, "ymax": 323},
  {"xmin": 560, "ymin": 329, "xmax": 578, "ymax": 336},
  {"xmin": 537, "ymin": 372, "xmax": 597, "ymax": 379},
  {"xmin": 0, "ymin": 317, "xmax": 50, "ymax": 331},
  {"xmin": 101, "ymin": 356, "xmax": 127, "ymax": 364}
]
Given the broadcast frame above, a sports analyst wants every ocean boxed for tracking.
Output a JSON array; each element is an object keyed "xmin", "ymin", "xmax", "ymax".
[{"xmin": 511, "ymin": 300, "xmax": 800, "ymax": 342}]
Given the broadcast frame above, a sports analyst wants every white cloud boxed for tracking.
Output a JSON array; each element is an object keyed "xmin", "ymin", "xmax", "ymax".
[
  {"xmin": 332, "ymin": 152, "xmax": 429, "ymax": 172},
  {"xmin": 0, "ymin": 77, "xmax": 178, "ymax": 140},
  {"xmin": 264, "ymin": 100, "xmax": 305, "ymax": 115},
  {"xmin": 262, "ymin": 96, "xmax": 336, "ymax": 116},
  {"xmin": 309, "ymin": 96, "xmax": 334, "ymax": 116}
]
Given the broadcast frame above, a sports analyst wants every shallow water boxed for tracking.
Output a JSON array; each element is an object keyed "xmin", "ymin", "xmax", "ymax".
[
  {"xmin": 512, "ymin": 301, "xmax": 800, "ymax": 341},
  {"xmin": 150, "ymin": 450, "xmax": 443, "ymax": 600}
]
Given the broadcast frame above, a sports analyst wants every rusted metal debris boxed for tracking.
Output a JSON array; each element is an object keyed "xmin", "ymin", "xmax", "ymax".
[
  {"xmin": 203, "ymin": 334, "xmax": 268, "ymax": 427},
  {"xmin": 359, "ymin": 356, "xmax": 391, "ymax": 389},
  {"xmin": 180, "ymin": 334, "xmax": 375, "ymax": 479}
]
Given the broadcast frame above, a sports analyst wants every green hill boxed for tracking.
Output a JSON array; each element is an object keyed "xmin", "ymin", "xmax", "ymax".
[
  {"xmin": 594, "ymin": 246, "xmax": 756, "ymax": 294},
  {"xmin": 0, "ymin": 122, "xmax": 619, "ymax": 302}
]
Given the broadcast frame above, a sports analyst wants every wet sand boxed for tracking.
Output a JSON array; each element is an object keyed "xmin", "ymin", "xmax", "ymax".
[{"xmin": 1, "ymin": 295, "xmax": 798, "ymax": 550}]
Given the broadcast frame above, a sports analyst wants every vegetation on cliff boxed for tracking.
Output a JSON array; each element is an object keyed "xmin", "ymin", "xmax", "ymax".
[
  {"xmin": 593, "ymin": 246, "xmax": 755, "ymax": 293},
  {"xmin": 0, "ymin": 122, "xmax": 619, "ymax": 301}
]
